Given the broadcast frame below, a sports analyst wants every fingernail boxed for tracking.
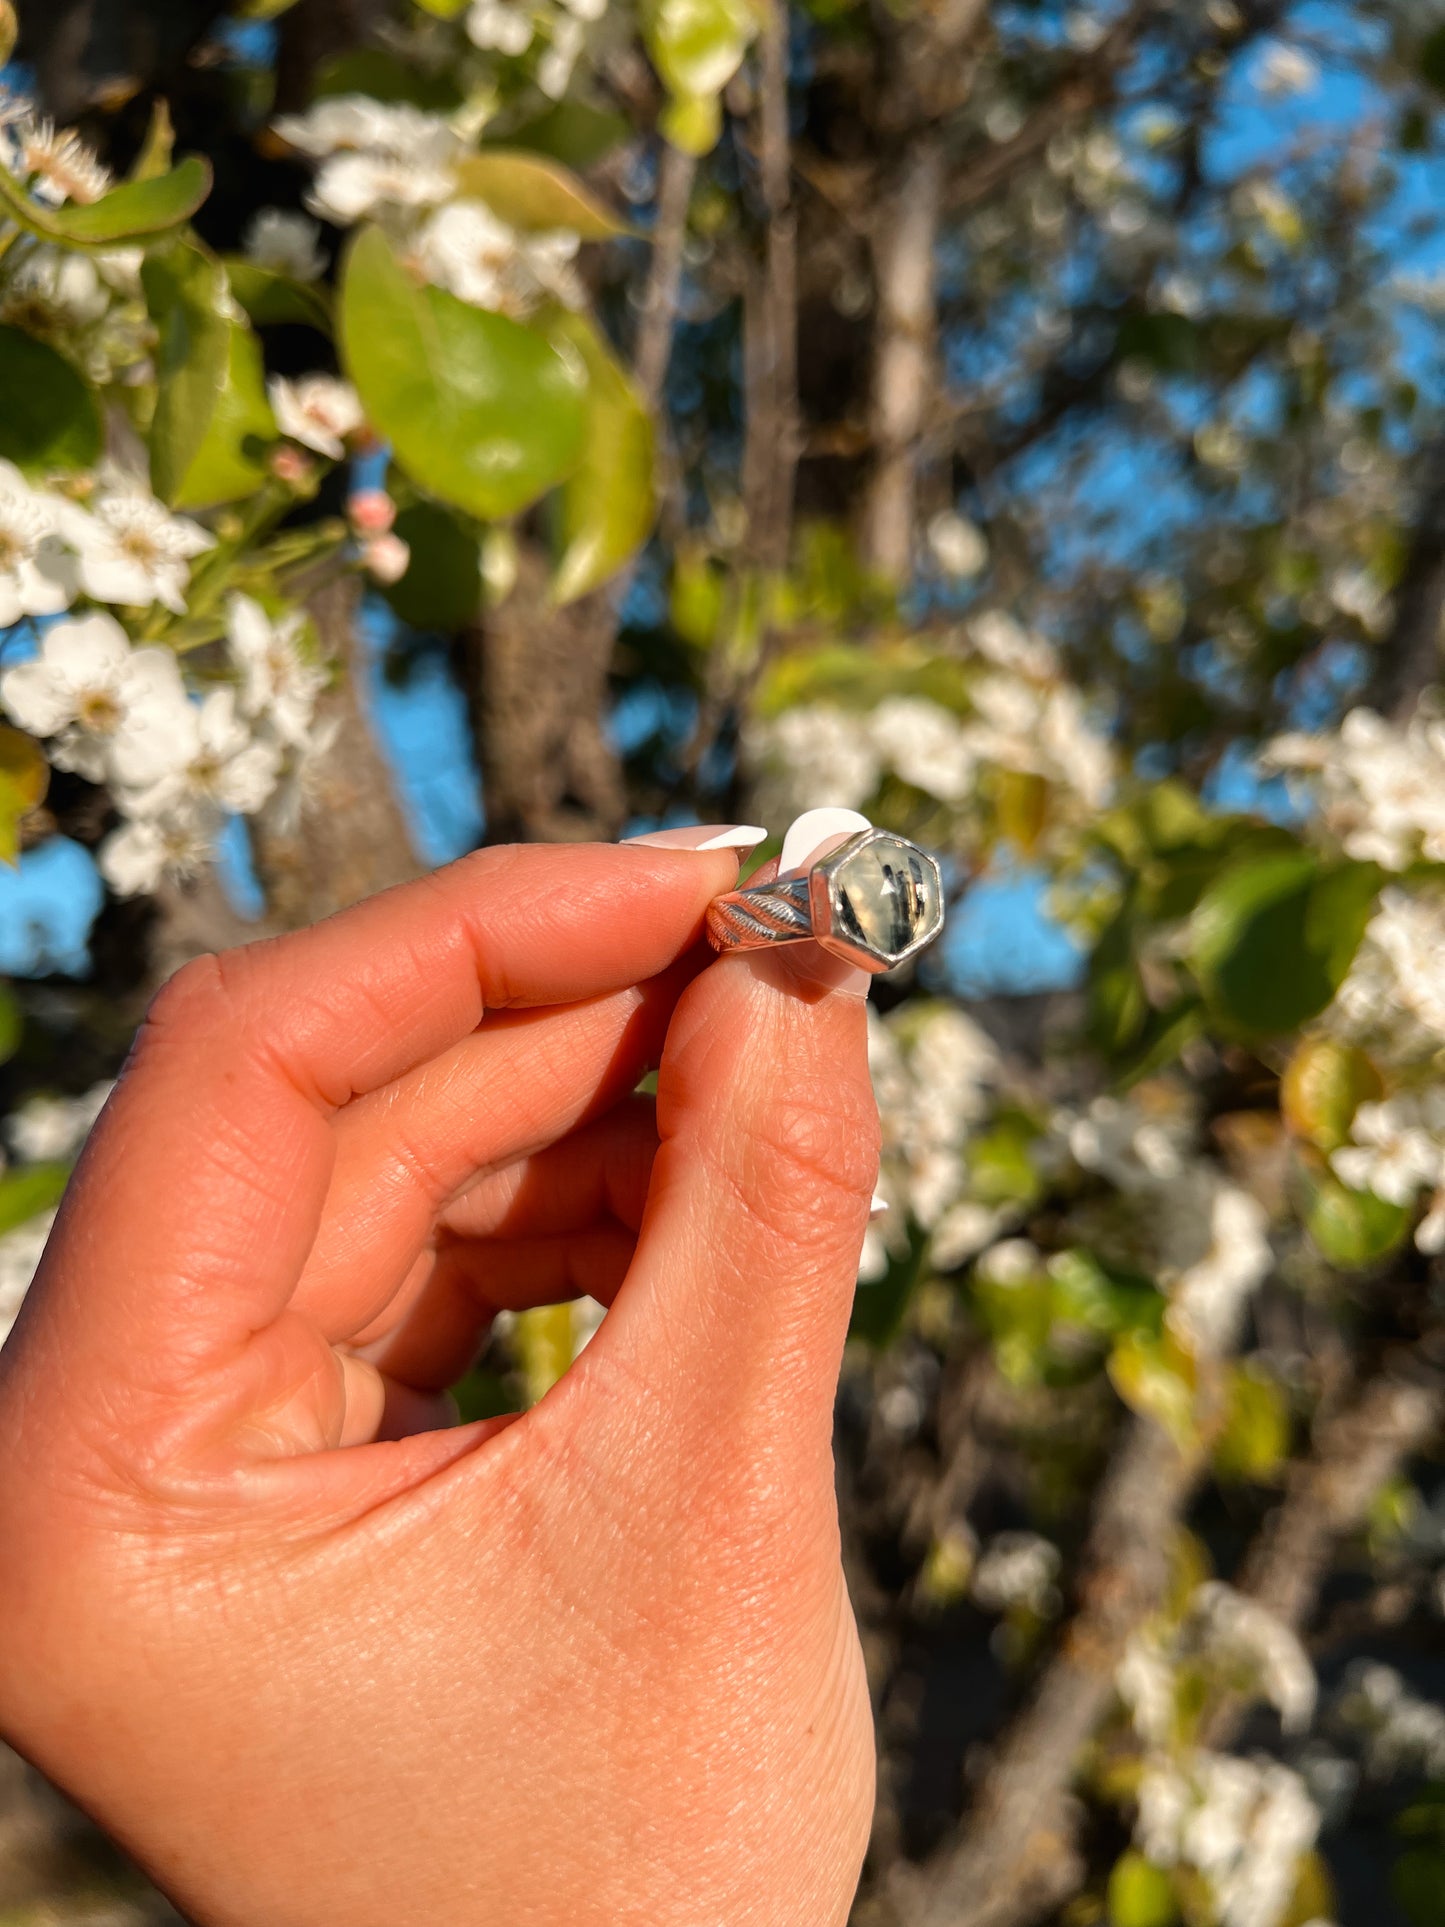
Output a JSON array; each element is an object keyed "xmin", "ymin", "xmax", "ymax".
[
  {"xmin": 776, "ymin": 808, "xmax": 874, "ymax": 999},
  {"xmin": 778, "ymin": 807, "xmax": 871, "ymax": 876},
  {"xmin": 624, "ymin": 823, "xmax": 768, "ymax": 855},
  {"xmin": 870, "ymin": 1190, "xmax": 890, "ymax": 1221}
]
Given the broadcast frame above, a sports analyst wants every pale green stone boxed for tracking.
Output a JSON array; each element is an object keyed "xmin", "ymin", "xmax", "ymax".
[{"xmin": 829, "ymin": 836, "xmax": 942, "ymax": 963}]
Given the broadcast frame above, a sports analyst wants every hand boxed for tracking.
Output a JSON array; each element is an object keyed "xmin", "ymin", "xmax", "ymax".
[{"xmin": 0, "ymin": 836, "xmax": 880, "ymax": 1927}]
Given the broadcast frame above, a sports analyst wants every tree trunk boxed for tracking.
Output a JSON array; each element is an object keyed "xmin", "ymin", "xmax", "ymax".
[
  {"xmin": 464, "ymin": 549, "xmax": 626, "ymax": 846},
  {"xmin": 861, "ymin": 139, "xmax": 944, "ymax": 583},
  {"xmin": 250, "ymin": 579, "xmax": 420, "ymax": 928}
]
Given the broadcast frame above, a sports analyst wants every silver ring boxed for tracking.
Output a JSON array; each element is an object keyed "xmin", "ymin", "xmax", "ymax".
[{"xmin": 706, "ymin": 829, "xmax": 945, "ymax": 975}]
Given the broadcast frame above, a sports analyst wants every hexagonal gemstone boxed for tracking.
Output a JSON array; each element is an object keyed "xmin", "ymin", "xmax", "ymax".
[{"xmin": 829, "ymin": 836, "xmax": 942, "ymax": 963}]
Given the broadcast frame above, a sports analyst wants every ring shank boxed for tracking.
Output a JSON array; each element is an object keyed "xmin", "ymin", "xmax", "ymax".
[{"xmin": 706, "ymin": 875, "xmax": 815, "ymax": 953}]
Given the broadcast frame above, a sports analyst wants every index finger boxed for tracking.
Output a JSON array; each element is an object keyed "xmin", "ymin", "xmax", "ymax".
[{"xmin": 18, "ymin": 842, "xmax": 741, "ymax": 1390}]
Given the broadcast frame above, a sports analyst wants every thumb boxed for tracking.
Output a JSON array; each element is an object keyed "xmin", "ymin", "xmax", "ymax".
[{"xmin": 580, "ymin": 840, "xmax": 880, "ymax": 1512}]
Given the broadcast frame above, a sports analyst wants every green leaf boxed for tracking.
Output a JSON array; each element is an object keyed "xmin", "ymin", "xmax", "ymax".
[
  {"xmin": 145, "ymin": 245, "xmax": 276, "ymax": 509},
  {"xmin": 1190, "ymin": 851, "xmax": 1381, "ymax": 1036},
  {"xmin": 966, "ymin": 1113, "xmax": 1043, "ymax": 1210},
  {"xmin": 504, "ymin": 101, "xmax": 632, "ymax": 170},
  {"xmin": 130, "ymin": 100, "xmax": 176, "ymax": 182},
  {"xmin": 313, "ymin": 49, "xmax": 466, "ymax": 110},
  {"xmin": 1281, "ymin": 1037, "xmax": 1383, "ymax": 1152},
  {"xmin": 549, "ymin": 313, "xmax": 656, "ymax": 603},
  {"xmin": 0, "ymin": 154, "xmax": 211, "ymax": 250},
  {"xmin": 1298, "ymin": 1165, "xmax": 1411, "ymax": 1269},
  {"xmin": 223, "ymin": 259, "xmax": 333, "ymax": 334},
  {"xmin": 0, "ymin": 327, "xmax": 102, "ymax": 473},
  {"xmin": 382, "ymin": 503, "xmax": 484, "ymax": 632},
  {"xmin": 1108, "ymin": 1329, "xmax": 1199, "ymax": 1450},
  {"xmin": 1107, "ymin": 1852, "xmax": 1179, "ymax": 1927},
  {"xmin": 174, "ymin": 322, "xmax": 277, "ymax": 509},
  {"xmin": 1214, "ymin": 1366, "xmax": 1291, "ymax": 1483},
  {"xmin": 0, "ymin": 982, "xmax": 19, "ymax": 1067},
  {"xmin": 413, "ymin": 0, "xmax": 470, "ymax": 14},
  {"xmin": 1089, "ymin": 917, "xmax": 1147, "ymax": 1053},
  {"xmin": 0, "ymin": 728, "xmax": 48, "ymax": 867},
  {"xmin": 453, "ymin": 150, "xmax": 630, "ymax": 238},
  {"xmin": 340, "ymin": 226, "xmax": 589, "ymax": 521},
  {"xmin": 0, "ymin": 1161, "xmax": 69, "ymax": 1237},
  {"xmin": 641, "ymin": 0, "xmax": 761, "ymax": 153}
]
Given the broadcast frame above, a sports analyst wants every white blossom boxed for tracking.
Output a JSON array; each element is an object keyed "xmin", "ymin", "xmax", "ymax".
[
  {"xmin": 0, "ymin": 1208, "xmax": 57, "ymax": 1350},
  {"xmin": 927, "ymin": 510, "xmax": 988, "ymax": 579},
  {"xmin": 98, "ymin": 801, "xmax": 217, "ymax": 898},
  {"xmin": 4, "ymin": 115, "xmax": 111, "ymax": 205},
  {"xmin": 870, "ymin": 1005, "xmax": 1002, "ymax": 1235},
  {"xmin": 308, "ymin": 150, "xmax": 456, "ymax": 224},
  {"xmin": 868, "ymin": 695, "xmax": 974, "ymax": 803},
  {"xmin": 1, "ymin": 613, "xmax": 194, "ymax": 788},
  {"xmin": 124, "ymin": 688, "xmax": 282, "ymax": 821},
  {"xmin": 1118, "ymin": 1631, "xmax": 1176, "ymax": 1747},
  {"xmin": 0, "ymin": 460, "xmax": 78, "ymax": 624},
  {"xmin": 962, "ymin": 673, "xmax": 1115, "ymax": 810},
  {"xmin": 243, "ymin": 207, "xmax": 327, "ymax": 282},
  {"xmin": 227, "ymin": 594, "xmax": 327, "ymax": 749},
  {"xmin": 0, "ymin": 246, "xmax": 109, "ymax": 334},
  {"xmin": 71, "ymin": 489, "xmax": 215, "ymax": 614},
  {"xmin": 538, "ymin": 15, "xmax": 586, "ymax": 99},
  {"xmin": 267, "ymin": 374, "xmax": 364, "ymax": 460},
  {"xmin": 744, "ymin": 704, "xmax": 881, "ymax": 821},
  {"xmin": 273, "ymin": 100, "xmax": 462, "ymax": 225},
  {"xmin": 1331, "ymin": 1092, "xmax": 1445, "ymax": 1208},
  {"xmin": 970, "ymin": 1532, "xmax": 1060, "ymax": 1614},
  {"xmin": 1191, "ymin": 1583, "xmax": 1317, "ymax": 1734},
  {"xmin": 1135, "ymin": 1751, "xmax": 1320, "ymax": 1927},
  {"xmin": 274, "ymin": 97, "xmax": 454, "ymax": 161},
  {"xmin": 415, "ymin": 200, "xmax": 583, "ymax": 315},
  {"xmin": 970, "ymin": 610, "xmax": 1059, "ymax": 680},
  {"xmin": 1254, "ymin": 41, "xmax": 1320, "ymax": 98},
  {"xmin": 6, "ymin": 1082, "xmax": 112, "ymax": 1163},
  {"xmin": 1163, "ymin": 1173, "xmax": 1272, "ymax": 1356},
  {"xmin": 1337, "ymin": 1661, "xmax": 1445, "ymax": 1779},
  {"xmin": 1265, "ymin": 707, "xmax": 1445, "ymax": 871},
  {"xmin": 467, "ymin": 0, "xmax": 538, "ymax": 54},
  {"xmin": 1332, "ymin": 890, "xmax": 1445, "ymax": 1056}
]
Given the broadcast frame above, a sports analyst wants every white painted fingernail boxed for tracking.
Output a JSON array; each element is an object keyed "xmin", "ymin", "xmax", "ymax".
[
  {"xmin": 779, "ymin": 807, "xmax": 871, "ymax": 875},
  {"xmin": 870, "ymin": 1190, "xmax": 890, "ymax": 1221},
  {"xmin": 624, "ymin": 823, "xmax": 768, "ymax": 854}
]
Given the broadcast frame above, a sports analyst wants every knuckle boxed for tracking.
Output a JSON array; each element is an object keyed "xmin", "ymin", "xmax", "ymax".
[
  {"xmin": 745, "ymin": 1073, "xmax": 881, "ymax": 1209},
  {"xmin": 135, "ymin": 953, "xmax": 233, "ymax": 1054}
]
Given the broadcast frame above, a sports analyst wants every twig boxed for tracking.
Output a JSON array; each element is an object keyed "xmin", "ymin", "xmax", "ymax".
[
  {"xmin": 900, "ymin": 1412, "xmax": 1199, "ymax": 1927},
  {"xmin": 1200, "ymin": 1353, "xmax": 1444, "ymax": 1750},
  {"xmin": 634, "ymin": 140, "xmax": 697, "ymax": 410}
]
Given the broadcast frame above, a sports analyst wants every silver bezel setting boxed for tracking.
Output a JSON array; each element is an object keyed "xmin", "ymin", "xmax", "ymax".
[{"xmin": 806, "ymin": 829, "xmax": 945, "ymax": 973}]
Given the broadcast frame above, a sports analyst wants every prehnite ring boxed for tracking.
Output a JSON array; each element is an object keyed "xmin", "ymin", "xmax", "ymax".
[{"xmin": 706, "ymin": 829, "xmax": 945, "ymax": 975}]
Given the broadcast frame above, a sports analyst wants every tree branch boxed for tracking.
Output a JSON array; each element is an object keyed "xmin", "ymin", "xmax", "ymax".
[
  {"xmin": 633, "ymin": 140, "xmax": 697, "ymax": 411},
  {"xmin": 740, "ymin": 0, "xmax": 800, "ymax": 574},
  {"xmin": 1200, "ymin": 1350, "xmax": 1444, "ymax": 1750},
  {"xmin": 1372, "ymin": 438, "xmax": 1445, "ymax": 721},
  {"xmin": 900, "ymin": 1413, "xmax": 1200, "ymax": 1927}
]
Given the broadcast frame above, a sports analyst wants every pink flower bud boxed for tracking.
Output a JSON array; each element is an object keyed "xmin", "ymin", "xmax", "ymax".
[
  {"xmin": 271, "ymin": 445, "xmax": 314, "ymax": 487},
  {"xmin": 348, "ymin": 489, "xmax": 397, "ymax": 536}
]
